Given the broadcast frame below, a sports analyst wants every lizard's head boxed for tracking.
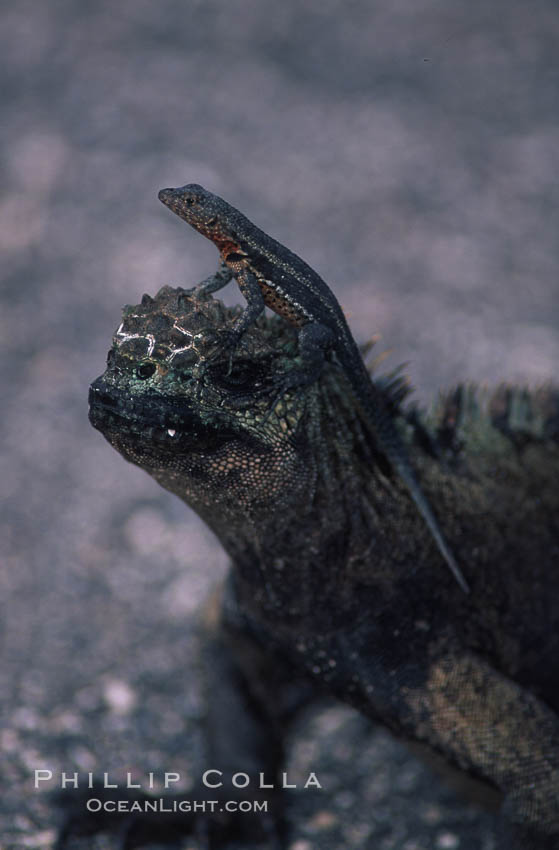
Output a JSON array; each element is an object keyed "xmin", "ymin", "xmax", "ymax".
[
  {"xmin": 88, "ymin": 286, "xmax": 308, "ymax": 521},
  {"xmin": 158, "ymin": 184, "xmax": 231, "ymax": 241}
]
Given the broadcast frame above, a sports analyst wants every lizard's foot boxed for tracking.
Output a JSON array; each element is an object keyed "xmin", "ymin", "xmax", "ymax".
[
  {"xmin": 54, "ymin": 783, "xmax": 285, "ymax": 850},
  {"xmin": 265, "ymin": 366, "xmax": 317, "ymax": 407},
  {"xmin": 200, "ymin": 328, "xmax": 244, "ymax": 363},
  {"xmin": 190, "ymin": 263, "xmax": 233, "ymax": 298},
  {"xmin": 192, "ymin": 329, "xmax": 245, "ymax": 394}
]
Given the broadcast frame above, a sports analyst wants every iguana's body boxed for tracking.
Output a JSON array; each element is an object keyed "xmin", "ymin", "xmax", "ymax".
[{"xmin": 79, "ymin": 285, "xmax": 559, "ymax": 849}]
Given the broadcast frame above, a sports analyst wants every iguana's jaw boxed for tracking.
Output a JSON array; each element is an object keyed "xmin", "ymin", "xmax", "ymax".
[{"xmin": 88, "ymin": 376, "xmax": 237, "ymax": 463}]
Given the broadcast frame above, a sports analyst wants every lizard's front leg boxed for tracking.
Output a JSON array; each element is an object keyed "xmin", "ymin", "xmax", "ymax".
[
  {"xmin": 204, "ymin": 267, "xmax": 266, "ymax": 361},
  {"xmin": 193, "ymin": 261, "xmax": 233, "ymax": 295}
]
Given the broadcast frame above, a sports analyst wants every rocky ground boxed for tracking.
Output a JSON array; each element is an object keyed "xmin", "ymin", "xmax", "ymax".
[{"xmin": 1, "ymin": 1, "xmax": 558, "ymax": 847}]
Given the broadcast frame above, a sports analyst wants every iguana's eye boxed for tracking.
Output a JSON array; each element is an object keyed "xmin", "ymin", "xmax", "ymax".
[
  {"xmin": 137, "ymin": 362, "xmax": 156, "ymax": 380},
  {"xmin": 228, "ymin": 363, "xmax": 256, "ymax": 384},
  {"xmin": 210, "ymin": 360, "xmax": 266, "ymax": 391}
]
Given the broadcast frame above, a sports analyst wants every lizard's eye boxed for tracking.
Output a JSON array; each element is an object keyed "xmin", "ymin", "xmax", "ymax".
[
  {"xmin": 185, "ymin": 197, "xmax": 198, "ymax": 207},
  {"xmin": 137, "ymin": 362, "xmax": 156, "ymax": 380}
]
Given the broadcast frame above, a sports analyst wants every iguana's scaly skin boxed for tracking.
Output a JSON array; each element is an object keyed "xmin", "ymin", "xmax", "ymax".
[{"xmin": 84, "ymin": 285, "xmax": 559, "ymax": 849}]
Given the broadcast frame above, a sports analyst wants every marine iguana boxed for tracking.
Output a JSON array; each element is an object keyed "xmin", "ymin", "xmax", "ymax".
[{"xmin": 74, "ymin": 282, "xmax": 559, "ymax": 850}]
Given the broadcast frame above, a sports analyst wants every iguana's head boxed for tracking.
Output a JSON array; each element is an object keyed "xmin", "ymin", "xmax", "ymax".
[{"xmin": 88, "ymin": 286, "xmax": 309, "ymax": 522}]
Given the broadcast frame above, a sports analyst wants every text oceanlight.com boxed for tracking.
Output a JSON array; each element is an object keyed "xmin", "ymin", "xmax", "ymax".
[{"xmin": 85, "ymin": 798, "xmax": 269, "ymax": 814}]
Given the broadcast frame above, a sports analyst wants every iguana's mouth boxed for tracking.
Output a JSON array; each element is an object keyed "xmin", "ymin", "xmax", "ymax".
[{"xmin": 88, "ymin": 377, "xmax": 237, "ymax": 453}]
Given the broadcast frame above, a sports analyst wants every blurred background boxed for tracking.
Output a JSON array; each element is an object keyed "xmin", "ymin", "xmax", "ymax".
[{"xmin": 1, "ymin": 1, "xmax": 558, "ymax": 847}]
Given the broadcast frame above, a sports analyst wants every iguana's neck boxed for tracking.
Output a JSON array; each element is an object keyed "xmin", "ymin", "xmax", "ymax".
[{"xmin": 145, "ymin": 372, "xmax": 414, "ymax": 623}]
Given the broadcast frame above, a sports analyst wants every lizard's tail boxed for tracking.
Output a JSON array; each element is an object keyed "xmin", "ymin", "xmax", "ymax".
[
  {"xmin": 391, "ymin": 453, "xmax": 470, "ymax": 594},
  {"xmin": 359, "ymin": 369, "xmax": 470, "ymax": 593}
]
